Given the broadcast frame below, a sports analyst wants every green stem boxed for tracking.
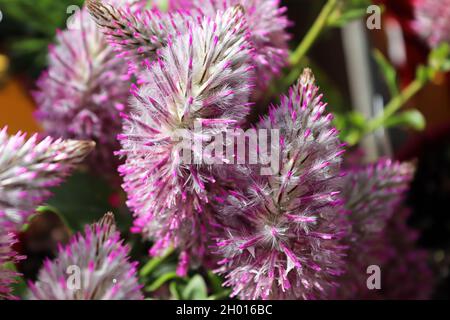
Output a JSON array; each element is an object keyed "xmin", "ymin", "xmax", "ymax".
[
  {"xmin": 289, "ymin": 0, "xmax": 338, "ymax": 68},
  {"xmin": 366, "ymin": 78, "xmax": 425, "ymax": 133},
  {"xmin": 145, "ymin": 272, "xmax": 179, "ymax": 292},
  {"xmin": 139, "ymin": 246, "xmax": 175, "ymax": 278}
]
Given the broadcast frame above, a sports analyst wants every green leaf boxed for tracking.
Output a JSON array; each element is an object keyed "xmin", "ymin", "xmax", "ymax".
[
  {"xmin": 140, "ymin": 247, "xmax": 175, "ymax": 279},
  {"xmin": 328, "ymin": 8, "xmax": 367, "ymax": 27},
  {"xmin": 182, "ymin": 275, "xmax": 208, "ymax": 300},
  {"xmin": 145, "ymin": 272, "xmax": 179, "ymax": 292},
  {"xmin": 169, "ymin": 281, "xmax": 182, "ymax": 300},
  {"xmin": 46, "ymin": 172, "xmax": 131, "ymax": 232},
  {"xmin": 206, "ymin": 271, "xmax": 224, "ymax": 294},
  {"xmin": 416, "ymin": 65, "xmax": 431, "ymax": 84},
  {"xmin": 10, "ymin": 38, "xmax": 48, "ymax": 54},
  {"xmin": 429, "ymin": 43, "xmax": 450, "ymax": 73},
  {"xmin": 348, "ymin": 111, "xmax": 367, "ymax": 129},
  {"xmin": 373, "ymin": 49, "xmax": 399, "ymax": 97},
  {"xmin": 385, "ymin": 109, "xmax": 426, "ymax": 131}
]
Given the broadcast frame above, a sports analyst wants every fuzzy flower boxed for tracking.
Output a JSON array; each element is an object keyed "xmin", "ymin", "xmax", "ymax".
[
  {"xmin": 88, "ymin": 0, "xmax": 290, "ymax": 91},
  {"xmin": 86, "ymin": 0, "xmax": 192, "ymax": 73},
  {"xmin": 117, "ymin": 6, "xmax": 253, "ymax": 268},
  {"xmin": 413, "ymin": 0, "xmax": 450, "ymax": 47},
  {"xmin": 215, "ymin": 69, "xmax": 347, "ymax": 300},
  {"xmin": 0, "ymin": 224, "xmax": 23, "ymax": 300},
  {"xmin": 0, "ymin": 127, "xmax": 94, "ymax": 229},
  {"xmin": 179, "ymin": 0, "xmax": 291, "ymax": 91},
  {"xmin": 341, "ymin": 159, "xmax": 416, "ymax": 239},
  {"xmin": 28, "ymin": 213, "xmax": 143, "ymax": 300},
  {"xmin": 333, "ymin": 160, "xmax": 427, "ymax": 299},
  {"xmin": 34, "ymin": 2, "xmax": 136, "ymax": 176},
  {"xmin": 335, "ymin": 208, "xmax": 434, "ymax": 300},
  {"xmin": 367, "ymin": 208, "xmax": 434, "ymax": 300}
]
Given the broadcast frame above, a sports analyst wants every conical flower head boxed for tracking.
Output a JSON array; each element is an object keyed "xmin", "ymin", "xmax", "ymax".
[
  {"xmin": 118, "ymin": 6, "xmax": 254, "ymax": 266},
  {"xmin": 0, "ymin": 224, "xmax": 23, "ymax": 300},
  {"xmin": 28, "ymin": 213, "xmax": 143, "ymax": 300},
  {"xmin": 88, "ymin": 0, "xmax": 289, "ymax": 92},
  {"xmin": 86, "ymin": 0, "xmax": 192, "ymax": 71},
  {"xmin": 215, "ymin": 69, "xmax": 347, "ymax": 300},
  {"xmin": 0, "ymin": 127, "xmax": 94, "ymax": 229},
  {"xmin": 413, "ymin": 0, "xmax": 450, "ymax": 47},
  {"xmin": 179, "ymin": 0, "xmax": 290, "ymax": 91},
  {"xmin": 34, "ymin": 2, "xmax": 135, "ymax": 175}
]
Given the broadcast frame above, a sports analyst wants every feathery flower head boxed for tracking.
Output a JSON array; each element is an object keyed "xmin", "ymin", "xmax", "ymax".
[
  {"xmin": 180, "ymin": 0, "xmax": 290, "ymax": 91},
  {"xmin": 335, "ymin": 208, "xmax": 434, "ymax": 300},
  {"xmin": 333, "ymin": 160, "xmax": 422, "ymax": 299},
  {"xmin": 215, "ymin": 69, "xmax": 347, "ymax": 300},
  {"xmin": 34, "ymin": 2, "xmax": 134, "ymax": 175},
  {"xmin": 413, "ymin": 0, "xmax": 450, "ymax": 47},
  {"xmin": 368, "ymin": 208, "xmax": 434, "ymax": 300},
  {"xmin": 0, "ymin": 127, "xmax": 94, "ymax": 229},
  {"xmin": 0, "ymin": 224, "xmax": 23, "ymax": 299},
  {"xmin": 28, "ymin": 213, "xmax": 143, "ymax": 300},
  {"xmin": 87, "ymin": 0, "xmax": 192, "ymax": 74},
  {"xmin": 118, "ymin": 6, "xmax": 254, "ymax": 267},
  {"xmin": 342, "ymin": 159, "xmax": 416, "ymax": 238}
]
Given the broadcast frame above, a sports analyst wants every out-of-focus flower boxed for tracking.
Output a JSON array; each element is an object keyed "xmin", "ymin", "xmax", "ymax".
[
  {"xmin": 413, "ymin": 0, "xmax": 450, "ymax": 47},
  {"xmin": 335, "ymin": 208, "xmax": 434, "ymax": 299},
  {"xmin": 215, "ymin": 69, "xmax": 347, "ymax": 300},
  {"xmin": 117, "ymin": 6, "xmax": 253, "ymax": 270},
  {"xmin": 0, "ymin": 224, "xmax": 23, "ymax": 300},
  {"xmin": 28, "ymin": 213, "xmax": 143, "ymax": 300},
  {"xmin": 0, "ymin": 127, "xmax": 94, "ymax": 229},
  {"xmin": 334, "ymin": 160, "xmax": 434, "ymax": 299},
  {"xmin": 34, "ymin": 2, "xmax": 136, "ymax": 176},
  {"xmin": 180, "ymin": 0, "xmax": 291, "ymax": 91},
  {"xmin": 341, "ymin": 160, "xmax": 416, "ymax": 238}
]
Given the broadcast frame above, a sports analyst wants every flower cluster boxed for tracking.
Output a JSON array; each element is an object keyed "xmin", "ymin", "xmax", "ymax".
[
  {"xmin": 34, "ymin": 1, "xmax": 139, "ymax": 176},
  {"xmin": 332, "ymin": 160, "xmax": 431, "ymax": 299},
  {"xmin": 0, "ymin": 127, "xmax": 94, "ymax": 229},
  {"xmin": 413, "ymin": 0, "xmax": 450, "ymax": 47},
  {"xmin": 88, "ymin": 0, "xmax": 289, "ymax": 93},
  {"xmin": 28, "ymin": 213, "xmax": 143, "ymax": 300},
  {"xmin": 22, "ymin": 0, "xmax": 435, "ymax": 301},
  {"xmin": 117, "ymin": 6, "xmax": 254, "ymax": 270}
]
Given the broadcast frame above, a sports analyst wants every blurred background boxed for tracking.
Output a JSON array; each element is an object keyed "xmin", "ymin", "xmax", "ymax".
[{"xmin": 0, "ymin": 0, "xmax": 449, "ymax": 298}]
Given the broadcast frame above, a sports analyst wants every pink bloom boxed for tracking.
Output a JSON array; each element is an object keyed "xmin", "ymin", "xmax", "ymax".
[
  {"xmin": 29, "ymin": 213, "xmax": 143, "ymax": 300},
  {"xmin": 117, "ymin": 6, "xmax": 253, "ymax": 269},
  {"xmin": 336, "ymin": 208, "xmax": 434, "ymax": 299},
  {"xmin": 180, "ymin": 0, "xmax": 291, "ymax": 91},
  {"xmin": 0, "ymin": 127, "xmax": 94, "ymax": 229},
  {"xmin": 334, "ymin": 160, "xmax": 433, "ymax": 299},
  {"xmin": 413, "ymin": 0, "xmax": 450, "ymax": 47},
  {"xmin": 0, "ymin": 225, "xmax": 23, "ymax": 300},
  {"xmin": 215, "ymin": 69, "xmax": 347, "ymax": 300},
  {"xmin": 341, "ymin": 159, "xmax": 416, "ymax": 237},
  {"xmin": 34, "ymin": 2, "xmax": 136, "ymax": 176},
  {"xmin": 87, "ymin": 0, "xmax": 192, "ymax": 70}
]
